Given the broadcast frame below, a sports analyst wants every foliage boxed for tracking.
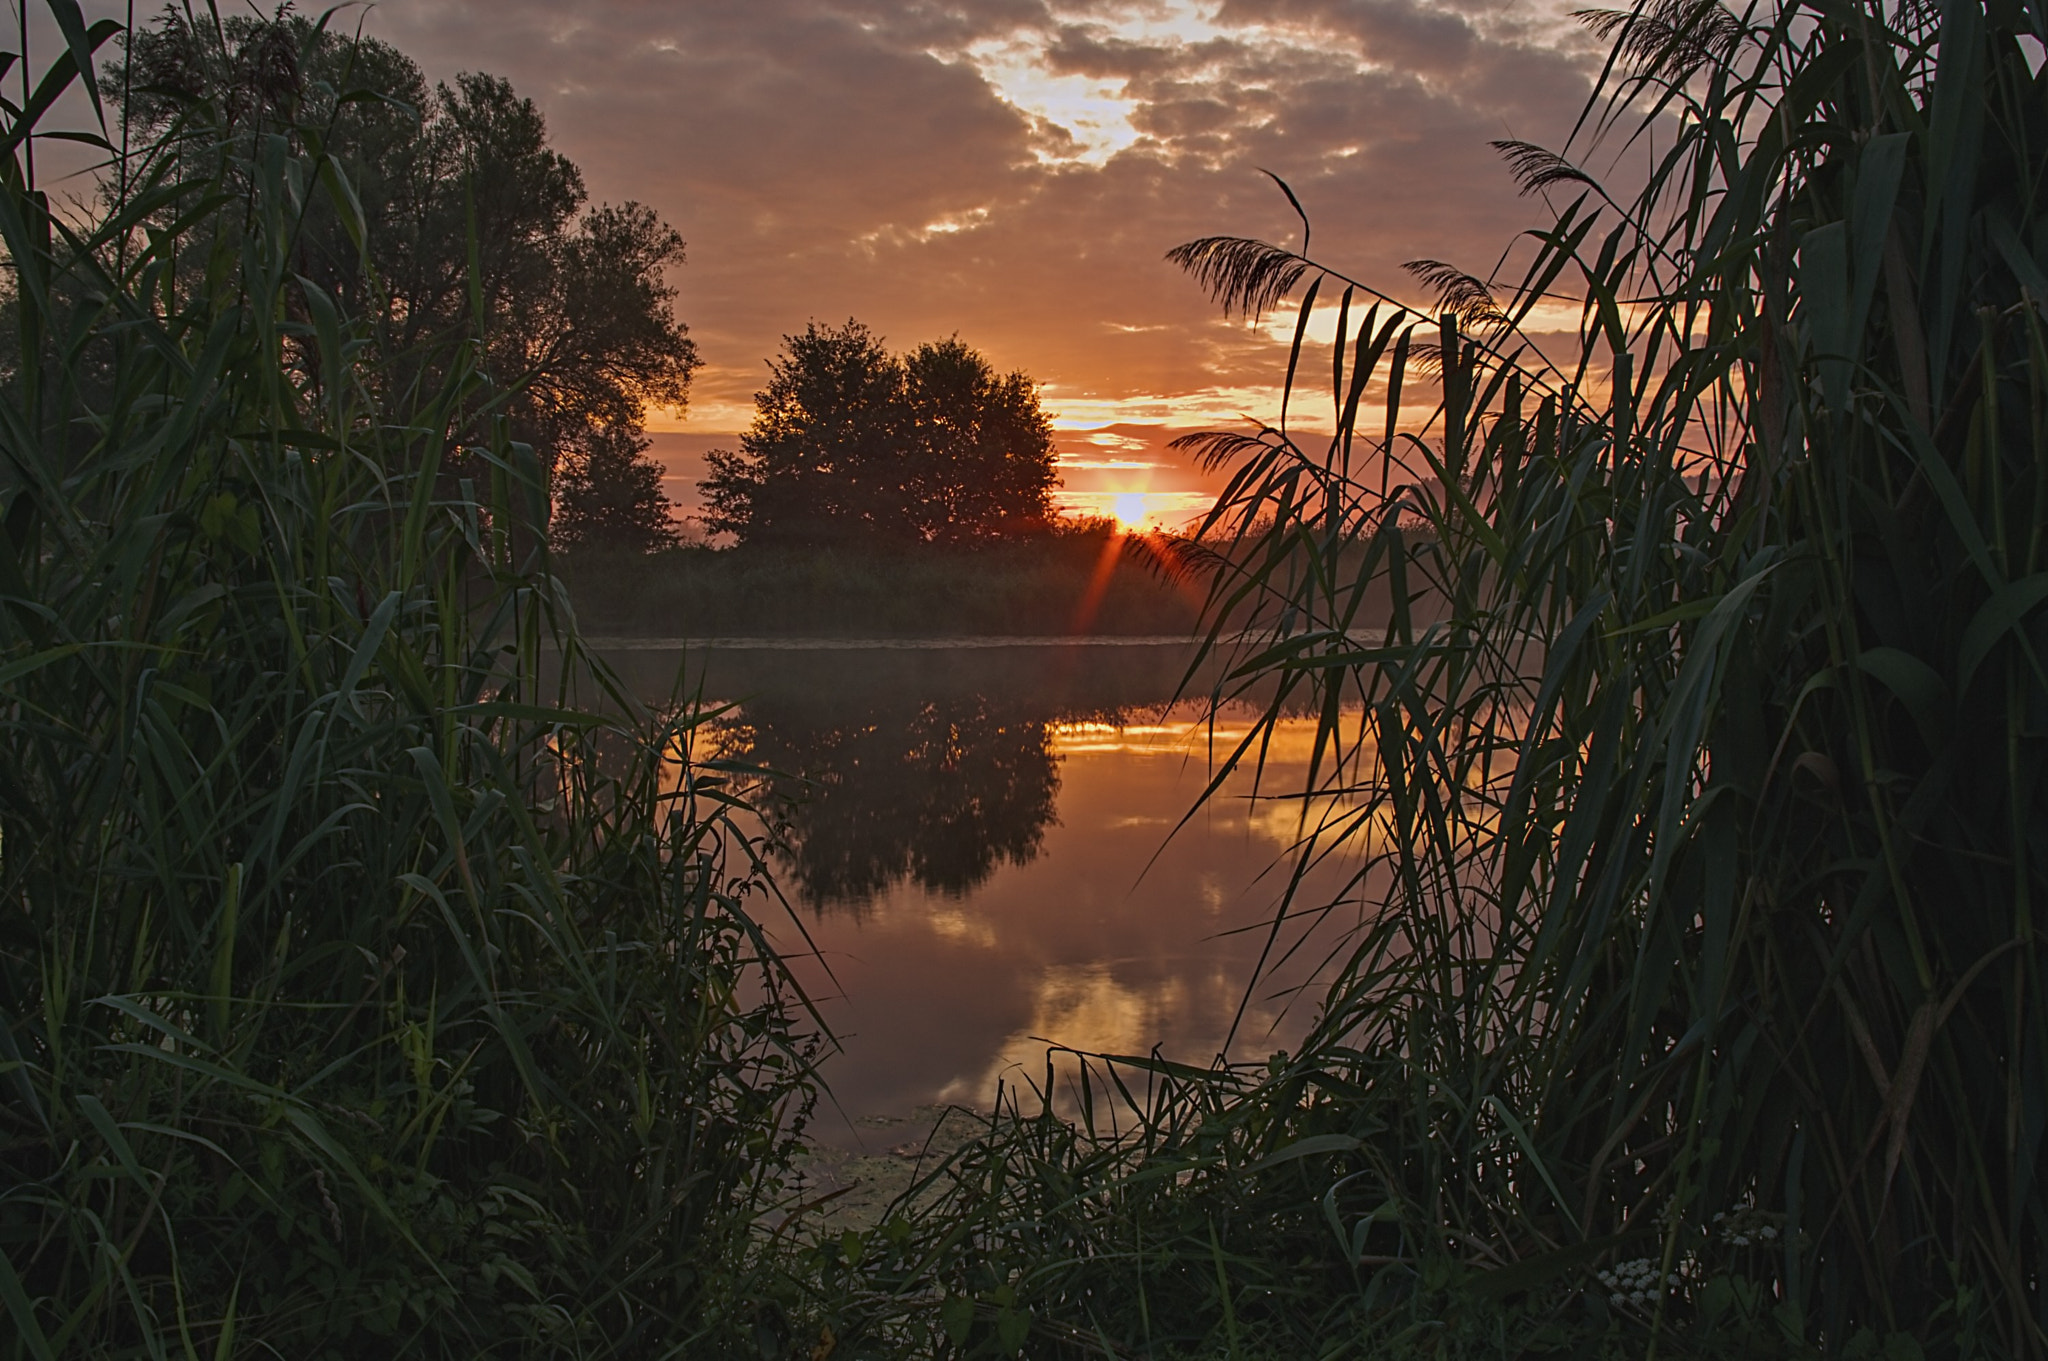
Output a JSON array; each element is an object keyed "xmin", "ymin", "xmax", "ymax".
[
  {"xmin": 552, "ymin": 424, "xmax": 679, "ymax": 552},
  {"xmin": 1, "ymin": 10, "xmax": 811, "ymax": 1357},
  {"xmin": 558, "ymin": 522, "xmax": 1205, "ymax": 637},
  {"xmin": 700, "ymin": 320, "xmax": 1060, "ymax": 546},
  {"xmin": 806, "ymin": 0, "xmax": 2048, "ymax": 1354},
  {"xmin": 115, "ymin": 7, "xmax": 693, "ymax": 546}
]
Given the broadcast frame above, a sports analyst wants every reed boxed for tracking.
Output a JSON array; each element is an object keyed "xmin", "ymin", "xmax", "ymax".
[
  {"xmin": 808, "ymin": 0, "xmax": 2047, "ymax": 1354},
  {"xmin": 1, "ymin": 8, "xmax": 813, "ymax": 1356}
]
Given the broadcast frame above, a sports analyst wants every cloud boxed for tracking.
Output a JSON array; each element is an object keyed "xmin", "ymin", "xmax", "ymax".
[{"xmin": 78, "ymin": 0, "xmax": 1600, "ymax": 450}]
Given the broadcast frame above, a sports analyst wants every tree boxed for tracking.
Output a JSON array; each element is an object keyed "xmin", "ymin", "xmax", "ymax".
[
  {"xmin": 113, "ymin": 11, "xmax": 692, "ymax": 549},
  {"xmin": 551, "ymin": 426, "xmax": 679, "ymax": 552},
  {"xmin": 699, "ymin": 321, "xmax": 1058, "ymax": 546},
  {"xmin": 902, "ymin": 338, "xmax": 1062, "ymax": 544},
  {"xmin": 699, "ymin": 320, "xmax": 903, "ymax": 545}
]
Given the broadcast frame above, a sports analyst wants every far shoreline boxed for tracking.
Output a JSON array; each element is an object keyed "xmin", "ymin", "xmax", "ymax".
[
  {"xmin": 556, "ymin": 528, "xmax": 1213, "ymax": 640},
  {"xmin": 578, "ymin": 633, "xmax": 1212, "ymax": 650}
]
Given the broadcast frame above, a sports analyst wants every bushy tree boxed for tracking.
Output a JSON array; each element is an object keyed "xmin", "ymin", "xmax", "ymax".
[
  {"xmin": 902, "ymin": 337, "xmax": 1060, "ymax": 544},
  {"xmin": 114, "ymin": 10, "xmax": 692, "ymax": 548},
  {"xmin": 700, "ymin": 321, "xmax": 1058, "ymax": 546},
  {"xmin": 552, "ymin": 426, "xmax": 680, "ymax": 552}
]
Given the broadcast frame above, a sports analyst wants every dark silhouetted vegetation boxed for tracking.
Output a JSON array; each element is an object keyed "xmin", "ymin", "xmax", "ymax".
[
  {"xmin": 552, "ymin": 424, "xmax": 680, "ymax": 551},
  {"xmin": 116, "ymin": 8, "xmax": 690, "ymax": 550},
  {"xmin": 700, "ymin": 320, "xmax": 1060, "ymax": 546},
  {"xmin": 1, "ymin": 10, "xmax": 809, "ymax": 1356},
  {"xmin": 559, "ymin": 522, "xmax": 1207, "ymax": 636}
]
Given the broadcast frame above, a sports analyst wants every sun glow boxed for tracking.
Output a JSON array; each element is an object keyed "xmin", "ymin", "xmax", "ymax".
[{"xmin": 1111, "ymin": 492, "xmax": 1149, "ymax": 530}]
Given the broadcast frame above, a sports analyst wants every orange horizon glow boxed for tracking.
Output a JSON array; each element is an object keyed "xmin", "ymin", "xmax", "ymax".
[{"xmin": 1066, "ymin": 525, "xmax": 1126, "ymax": 635}]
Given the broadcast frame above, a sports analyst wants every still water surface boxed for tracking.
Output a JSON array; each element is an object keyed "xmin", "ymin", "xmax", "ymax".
[{"xmin": 604, "ymin": 639, "xmax": 1372, "ymax": 1133}]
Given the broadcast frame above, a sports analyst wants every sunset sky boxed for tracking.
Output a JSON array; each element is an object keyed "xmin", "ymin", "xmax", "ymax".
[{"xmin": 62, "ymin": 0, "xmax": 1611, "ymax": 529}]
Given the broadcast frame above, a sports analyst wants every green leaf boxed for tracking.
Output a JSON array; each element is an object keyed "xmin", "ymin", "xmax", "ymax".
[
  {"xmin": 1883, "ymin": 1332, "xmax": 1927, "ymax": 1361},
  {"xmin": 74, "ymin": 1093, "xmax": 149, "ymax": 1187},
  {"xmin": 1957, "ymin": 572, "xmax": 2048, "ymax": 694},
  {"xmin": 1801, "ymin": 222, "xmax": 1851, "ymax": 411},
  {"xmin": 1852, "ymin": 647, "xmax": 1949, "ymax": 746},
  {"xmin": 1248, "ymin": 1132, "xmax": 1362, "ymax": 1171},
  {"xmin": 941, "ymin": 1292, "xmax": 975, "ymax": 1346},
  {"xmin": 1848, "ymin": 134, "xmax": 1909, "ymax": 346},
  {"xmin": 0, "ymin": 1247, "xmax": 56, "ymax": 1361},
  {"xmin": 40, "ymin": 0, "xmax": 104, "ymax": 125},
  {"xmin": 995, "ymin": 1305, "xmax": 1031, "ymax": 1355}
]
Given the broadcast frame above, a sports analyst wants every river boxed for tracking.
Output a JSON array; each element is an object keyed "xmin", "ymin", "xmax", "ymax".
[{"xmin": 600, "ymin": 637, "xmax": 1376, "ymax": 1139}]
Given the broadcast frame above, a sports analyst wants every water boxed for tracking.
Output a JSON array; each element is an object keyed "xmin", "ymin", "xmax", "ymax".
[{"xmin": 603, "ymin": 639, "xmax": 1373, "ymax": 1131}]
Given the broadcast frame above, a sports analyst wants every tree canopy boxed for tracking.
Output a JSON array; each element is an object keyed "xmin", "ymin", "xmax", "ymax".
[
  {"xmin": 114, "ymin": 12, "xmax": 687, "ymax": 548},
  {"xmin": 551, "ymin": 427, "xmax": 678, "ymax": 553},
  {"xmin": 699, "ymin": 321, "xmax": 1059, "ymax": 546}
]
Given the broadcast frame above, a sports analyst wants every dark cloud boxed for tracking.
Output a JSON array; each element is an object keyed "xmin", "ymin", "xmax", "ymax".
[
  {"xmin": 30, "ymin": 0, "xmax": 1599, "ymax": 472},
  {"xmin": 1219, "ymin": 0, "xmax": 1482, "ymax": 78},
  {"xmin": 1044, "ymin": 24, "xmax": 1194, "ymax": 78}
]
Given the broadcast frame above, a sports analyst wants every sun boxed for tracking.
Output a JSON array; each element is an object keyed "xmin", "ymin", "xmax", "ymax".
[{"xmin": 1111, "ymin": 492, "xmax": 1148, "ymax": 531}]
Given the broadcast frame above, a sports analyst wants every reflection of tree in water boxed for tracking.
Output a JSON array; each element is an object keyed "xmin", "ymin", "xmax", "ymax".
[{"xmin": 725, "ymin": 695, "xmax": 1061, "ymax": 910}]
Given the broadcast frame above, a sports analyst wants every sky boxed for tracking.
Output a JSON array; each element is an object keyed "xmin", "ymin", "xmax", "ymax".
[{"xmin": 36, "ymin": 0, "xmax": 1612, "ymax": 529}]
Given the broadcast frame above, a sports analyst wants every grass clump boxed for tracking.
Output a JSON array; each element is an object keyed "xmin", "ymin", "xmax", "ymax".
[
  {"xmin": 1, "ymin": 11, "xmax": 812, "ymax": 1357},
  {"xmin": 797, "ymin": 0, "xmax": 2048, "ymax": 1354}
]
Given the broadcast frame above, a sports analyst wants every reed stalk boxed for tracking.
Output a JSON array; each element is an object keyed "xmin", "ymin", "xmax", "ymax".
[
  {"xmin": 1, "ymin": 8, "xmax": 815, "ymax": 1355},
  {"xmin": 814, "ymin": 0, "xmax": 2046, "ymax": 1354}
]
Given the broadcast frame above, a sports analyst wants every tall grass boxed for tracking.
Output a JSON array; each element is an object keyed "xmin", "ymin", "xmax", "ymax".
[
  {"xmin": 1, "ymin": 9, "xmax": 812, "ymax": 1357},
  {"xmin": 810, "ymin": 0, "xmax": 2046, "ymax": 1354}
]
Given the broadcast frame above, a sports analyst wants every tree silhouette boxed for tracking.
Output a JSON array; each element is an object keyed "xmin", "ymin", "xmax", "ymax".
[
  {"xmin": 699, "ymin": 321, "xmax": 1058, "ymax": 545},
  {"xmin": 115, "ymin": 14, "xmax": 694, "ymax": 547},
  {"xmin": 902, "ymin": 338, "xmax": 1062, "ymax": 543},
  {"xmin": 551, "ymin": 427, "xmax": 678, "ymax": 552}
]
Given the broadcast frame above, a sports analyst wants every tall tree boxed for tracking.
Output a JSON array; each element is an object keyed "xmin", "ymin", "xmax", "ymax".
[
  {"xmin": 700, "ymin": 321, "xmax": 905, "ymax": 545},
  {"xmin": 902, "ymin": 338, "xmax": 1060, "ymax": 544},
  {"xmin": 113, "ymin": 11, "xmax": 692, "ymax": 548},
  {"xmin": 700, "ymin": 321, "xmax": 1057, "ymax": 546}
]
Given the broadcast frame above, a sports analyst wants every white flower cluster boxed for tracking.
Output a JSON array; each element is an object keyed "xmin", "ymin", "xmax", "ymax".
[
  {"xmin": 1711, "ymin": 1208, "xmax": 1782, "ymax": 1247},
  {"xmin": 1597, "ymin": 1257, "xmax": 1679, "ymax": 1309}
]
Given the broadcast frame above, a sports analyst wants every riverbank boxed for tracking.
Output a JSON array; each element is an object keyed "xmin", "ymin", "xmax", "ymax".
[{"xmin": 557, "ymin": 528, "xmax": 1208, "ymax": 636}]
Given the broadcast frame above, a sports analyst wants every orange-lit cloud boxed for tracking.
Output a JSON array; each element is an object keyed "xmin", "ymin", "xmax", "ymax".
[{"xmin": 41, "ymin": 0, "xmax": 1610, "ymax": 523}]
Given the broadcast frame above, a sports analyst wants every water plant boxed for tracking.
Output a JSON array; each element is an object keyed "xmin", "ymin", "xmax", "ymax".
[
  {"xmin": 0, "ymin": 7, "xmax": 812, "ymax": 1356},
  {"xmin": 809, "ymin": 0, "xmax": 2048, "ymax": 1353}
]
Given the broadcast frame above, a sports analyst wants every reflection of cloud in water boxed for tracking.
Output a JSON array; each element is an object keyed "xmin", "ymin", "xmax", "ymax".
[
  {"xmin": 922, "ymin": 905, "xmax": 998, "ymax": 949},
  {"xmin": 935, "ymin": 959, "xmax": 1304, "ymax": 1120},
  {"xmin": 629, "ymin": 645, "xmax": 1393, "ymax": 1123},
  {"xmin": 935, "ymin": 963, "xmax": 1189, "ymax": 1107}
]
